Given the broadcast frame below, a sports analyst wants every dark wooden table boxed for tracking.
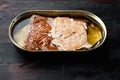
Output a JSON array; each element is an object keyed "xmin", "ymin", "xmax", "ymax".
[{"xmin": 0, "ymin": 0, "xmax": 120, "ymax": 80}]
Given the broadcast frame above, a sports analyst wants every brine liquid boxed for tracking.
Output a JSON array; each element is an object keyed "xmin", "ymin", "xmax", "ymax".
[{"xmin": 13, "ymin": 18, "xmax": 30, "ymax": 48}]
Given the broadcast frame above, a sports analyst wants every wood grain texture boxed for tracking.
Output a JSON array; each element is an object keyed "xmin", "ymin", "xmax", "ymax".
[{"xmin": 0, "ymin": 0, "xmax": 120, "ymax": 80}]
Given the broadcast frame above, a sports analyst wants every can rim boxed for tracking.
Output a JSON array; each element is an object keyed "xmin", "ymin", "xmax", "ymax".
[{"xmin": 9, "ymin": 10, "xmax": 107, "ymax": 52}]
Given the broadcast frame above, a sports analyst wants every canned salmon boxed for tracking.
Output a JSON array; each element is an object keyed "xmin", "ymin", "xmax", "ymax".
[{"xmin": 9, "ymin": 10, "xmax": 107, "ymax": 52}]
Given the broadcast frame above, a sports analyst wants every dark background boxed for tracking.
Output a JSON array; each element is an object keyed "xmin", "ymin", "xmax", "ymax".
[{"xmin": 0, "ymin": 0, "xmax": 120, "ymax": 80}]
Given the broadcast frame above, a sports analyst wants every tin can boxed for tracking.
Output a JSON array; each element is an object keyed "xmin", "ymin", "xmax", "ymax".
[{"xmin": 9, "ymin": 10, "xmax": 107, "ymax": 52}]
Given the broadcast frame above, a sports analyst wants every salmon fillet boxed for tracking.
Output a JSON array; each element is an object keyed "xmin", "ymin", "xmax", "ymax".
[
  {"xmin": 24, "ymin": 15, "xmax": 57, "ymax": 50},
  {"xmin": 51, "ymin": 17, "xmax": 89, "ymax": 50}
]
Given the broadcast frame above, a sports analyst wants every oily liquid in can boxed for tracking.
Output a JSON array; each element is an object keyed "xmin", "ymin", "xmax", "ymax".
[{"xmin": 13, "ymin": 18, "xmax": 30, "ymax": 48}]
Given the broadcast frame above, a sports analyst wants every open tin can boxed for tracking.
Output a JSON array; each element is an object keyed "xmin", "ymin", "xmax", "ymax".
[{"xmin": 9, "ymin": 10, "xmax": 107, "ymax": 52}]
